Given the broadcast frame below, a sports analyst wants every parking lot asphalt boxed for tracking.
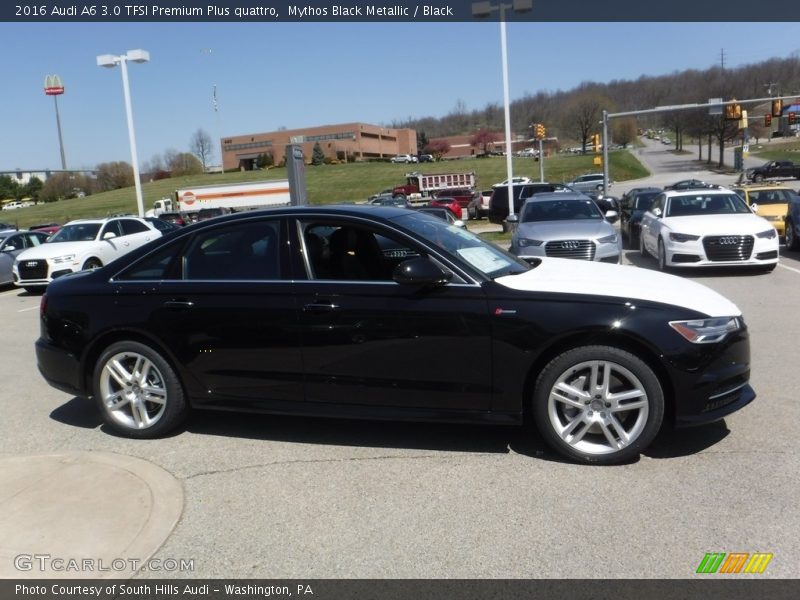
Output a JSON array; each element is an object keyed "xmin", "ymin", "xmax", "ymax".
[{"xmin": 1, "ymin": 243, "xmax": 798, "ymax": 579}]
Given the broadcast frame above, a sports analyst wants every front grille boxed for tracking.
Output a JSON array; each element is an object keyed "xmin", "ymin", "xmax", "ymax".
[
  {"xmin": 544, "ymin": 239, "xmax": 595, "ymax": 260},
  {"xmin": 18, "ymin": 259, "xmax": 48, "ymax": 280},
  {"xmin": 703, "ymin": 235, "xmax": 754, "ymax": 262}
]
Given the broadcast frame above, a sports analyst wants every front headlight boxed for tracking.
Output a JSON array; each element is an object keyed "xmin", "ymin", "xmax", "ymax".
[
  {"xmin": 756, "ymin": 228, "xmax": 777, "ymax": 239},
  {"xmin": 518, "ymin": 238, "xmax": 543, "ymax": 247},
  {"xmin": 669, "ymin": 233, "xmax": 701, "ymax": 243},
  {"xmin": 52, "ymin": 254, "xmax": 76, "ymax": 264},
  {"xmin": 669, "ymin": 317, "xmax": 742, "ymax": 344},
  {"xmin": 597, "ymin": 233, "xmax": 618, "ymax": 244}
]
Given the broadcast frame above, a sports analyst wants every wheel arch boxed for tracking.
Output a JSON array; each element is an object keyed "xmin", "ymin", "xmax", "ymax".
[
  {"xmin": 521, "ymin": 330, "xmax": 676, "ymax": 427},
  {"xmin": 81, "ymin": 329, "xmax": 192, "ymax": 404}
]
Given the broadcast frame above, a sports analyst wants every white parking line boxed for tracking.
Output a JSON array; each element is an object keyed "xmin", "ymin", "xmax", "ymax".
[
  {"xmin": 18, "ymin": 306, "xmax": 39, "ymax": 313},
  {"xmin": 778, "ymin": 263, "xmax": 800, "ymax": 275}
]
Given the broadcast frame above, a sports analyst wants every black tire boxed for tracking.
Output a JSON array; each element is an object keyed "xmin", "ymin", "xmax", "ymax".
[
  {"xmin": 753, "ymin": 174, "xmax": 764, "ymax": 183},
  {"xmin": 657, "ymin": 238, "xmax": 669, "ymax": 272},
  {"xmin": 786, "ymin": 220, "xmax": 799, "ymax": 251},
  {"xmin": 93, "ymin": 341, "xmax": 189, "ymax": 439},
  {"xmin": 639, "ymin": 230, "xmax": 648, "ymax": 258},
  {"xmin": 83, "ymin": 257, "xmax": 103, "ymax": 271},
  {"xmin": 532, "ymin": 345, "xmax": 665, "ymax": 464}
]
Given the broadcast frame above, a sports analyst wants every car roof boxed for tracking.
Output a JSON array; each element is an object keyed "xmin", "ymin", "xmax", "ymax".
[
  {"xmin": 662, "ymin": 188, "xmax": 733, "ymax": 198},
  {"xmin": 522, "ymin": 192, "xmax": 592, "ymax": 203}
]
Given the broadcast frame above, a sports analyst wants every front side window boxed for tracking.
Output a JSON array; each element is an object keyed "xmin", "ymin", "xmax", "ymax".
[{"xmin": 48, "ymin": 223, "xmax": 101, "ymax": 243}]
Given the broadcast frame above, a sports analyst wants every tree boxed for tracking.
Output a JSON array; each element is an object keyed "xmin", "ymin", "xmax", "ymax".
[
  {"xmin": 169, "ymin": 152, "xmax": 203, "ymax": 176},
  {"xmin": 469, "ymin": 129, "xmax": 500, "ymax": 156},
  {"xmin": 256, "ymin": 152, "xmax": 274, "ymax": 169},
  {"xmin": 38, "ymin": 173, "xmax": 75, "ymax": 203},
  {"xmin": 96, "ymin": 161, "xmax": 134, "ymax": 192},
  {"xmin": 425, "ymin": 140, "xmax": 451, "ymax": 161},
  {"xmin": 190, "ymin": 128, "xmax": 214, "ymax": 171},
  {"xmin": 311, "ymin": 142, "xmax": 325, "ymax": 166},
  {"xmin": 611, "ymin": 118, "xmax": 637, "ymax": 147},
  {"xmin": 417, "ymin": 130, "xmax": 429, "ymax": 152},
  {"xmin": 22, "ymin": 177, "xmax": 43, "ymax": 202},
  {"xmin": 564, "ymin": 91, "xmax": 609, "ymax": 154}
]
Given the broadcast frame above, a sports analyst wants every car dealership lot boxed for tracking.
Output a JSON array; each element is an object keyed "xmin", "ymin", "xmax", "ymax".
[{"xmin": 0, "ymin": 250, "xmax": 798, "ymax": 579}]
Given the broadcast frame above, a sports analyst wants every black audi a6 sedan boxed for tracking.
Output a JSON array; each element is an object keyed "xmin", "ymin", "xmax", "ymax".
[{"xmin": 36, "ymin": 205, "xmax": 755, "ymax": 464}]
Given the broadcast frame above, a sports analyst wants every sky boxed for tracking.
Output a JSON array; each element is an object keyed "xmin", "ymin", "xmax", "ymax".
[{"xmin": 1, "ymin": 22, "xmax": 799, "ymax": 171}]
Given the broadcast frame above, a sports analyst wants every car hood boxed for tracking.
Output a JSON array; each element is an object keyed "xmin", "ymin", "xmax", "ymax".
[
  {"xmin": 15, "ymin": 241, "xmax": 96, "ymax": 261},
  {"xmin": 751, "ymin": 203, "xmax": 789, "ymax": 219},
  {"xmin": 495, "ymin": 258, "xmax": 741, "ymax": 317},
  {"xmin": 662, "ymin": 213, "xmax": 773, "ymax": 234},
  {"xmin": 516, "ymin": 220, "xmax": 613, "ymax": 240}
]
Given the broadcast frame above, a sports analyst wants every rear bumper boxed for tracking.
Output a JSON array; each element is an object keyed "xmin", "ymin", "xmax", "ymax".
[{"xmin": 35, "ymin": 337, "xmax": 85, "ymax": 397}]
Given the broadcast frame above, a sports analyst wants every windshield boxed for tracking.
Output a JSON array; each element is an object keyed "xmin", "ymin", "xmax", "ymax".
[
  {"xmin": 666, "ymin": 194, "xmax": 751, "ymax": 217},
  {"xmin": 749, "ymin": 189, "xmax": 796, "ymax": 205},
  {"xmin": 521, "ymin": 199, "xmax": 602, "ymax": 222},
  {"xmin": 633, "ymin": 192, "xmax": 660, "ymax": 210},
  {"xmin": 391, "ymin": 212, "xmax": 529, "ymax": 279},
  {"xmin": 48, "ymin": 223, "xmax": 101, "ymax": 243}
]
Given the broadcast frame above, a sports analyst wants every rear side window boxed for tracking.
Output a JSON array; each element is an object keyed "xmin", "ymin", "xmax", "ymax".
[
  {"xmin": 184, "ymin": 220, "xmax": 282, "ymax": 280},
  {"xmin": 119, "ymin": 219, "xmax": 149, "ymax": 236}
]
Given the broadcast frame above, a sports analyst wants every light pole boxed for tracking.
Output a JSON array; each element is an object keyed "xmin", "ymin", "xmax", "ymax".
[
  {"xmin": 472, "ymin": 0, "xmax": 532, "ymax": 228},
  {"xmin": 44, "ymin": 75, "xmax": 67, "ymax": 170},
  {"xmin": 97, "ymin": 49, "xmax": 149, "ymax": 217}
]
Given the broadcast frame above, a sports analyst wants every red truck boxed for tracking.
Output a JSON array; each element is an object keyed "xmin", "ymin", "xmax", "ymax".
[{"xmin": 392, "ymin": 171, "xmax": 477, "ymax": 201}]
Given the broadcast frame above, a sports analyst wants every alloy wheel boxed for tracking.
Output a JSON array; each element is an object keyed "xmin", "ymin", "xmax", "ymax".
[{"xmin": 98, "ymin": 351, "xmax": 168, "ymax": 430}]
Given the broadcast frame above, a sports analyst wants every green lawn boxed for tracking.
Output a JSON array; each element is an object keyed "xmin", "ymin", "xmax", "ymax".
[
  {"xmin": 749, "ymin": 140, "xmax": 800, "ymax": 162},
  {"xmin": 4, "ymin": 151, "xmax": 648, "ymax": 229}
]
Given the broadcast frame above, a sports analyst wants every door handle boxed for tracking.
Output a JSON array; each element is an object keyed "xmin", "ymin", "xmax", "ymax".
[
  {"xmin": 163, "ymin": 300, "xmax": 194, "ymax": 310},
  {"xmin": 303, "ymin": 302, "xmax": 339, "ymax": 312}
]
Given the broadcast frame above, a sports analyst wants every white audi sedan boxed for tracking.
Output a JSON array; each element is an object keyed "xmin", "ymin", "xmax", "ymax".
[
  {"xmin": 13, "ymin": 216, "xmax": 166, "ymax": 291},
  {"xmin": 639, "ymin": 190, "xmax": 779, "ymax": 272}
]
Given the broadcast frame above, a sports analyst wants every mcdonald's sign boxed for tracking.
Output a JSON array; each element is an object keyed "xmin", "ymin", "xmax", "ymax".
[{"xmin": 696, "ymin": 552, "xmax": 773, "ymax": 574}]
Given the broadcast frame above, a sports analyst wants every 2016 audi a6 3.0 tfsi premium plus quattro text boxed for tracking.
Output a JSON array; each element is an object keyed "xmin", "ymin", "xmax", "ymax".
[{"xmin": 35, "ymin": 205, "xmax": 755, "ymax": 464}]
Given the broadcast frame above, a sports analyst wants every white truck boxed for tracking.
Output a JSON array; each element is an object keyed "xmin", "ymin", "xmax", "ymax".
[
  {"xmin": 147, "ymin": 180, "xmax": 292, "ymax": 217},
  {"xmin": 391, "ymin": 171, "xmax": 477, "ymax": 202}
]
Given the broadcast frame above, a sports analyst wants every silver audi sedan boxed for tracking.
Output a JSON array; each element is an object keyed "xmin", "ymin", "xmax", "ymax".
[{"xmin": 509, "ymin": 192, "xmax": 621, "ymax": 263}]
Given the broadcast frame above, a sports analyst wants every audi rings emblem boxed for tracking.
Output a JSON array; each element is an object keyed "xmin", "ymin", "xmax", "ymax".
[
  {"xmin": 560, "ymin": 240, "xmax": 581, "ymax": 249},
  {"xmin": 25, "ymin": 261, "xmax": 38, "ymax": 267},
  {"xmin": 718, "ymin": 237, "xmax": 739, "ymax": 245}
]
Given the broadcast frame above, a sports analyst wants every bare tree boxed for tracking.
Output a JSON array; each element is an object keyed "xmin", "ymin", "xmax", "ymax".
[
  {"xmin": 169, "ymin": 152, "xmax": 203, "ymax": 176},
  {"xmin": 564, "ymin": 91, "xmax": 608, "ymax": 154},
  {"xmin": 190, "ymin": 128, "xmax": 214, "ymax": 171},
  {"xmin": 96, "ymin": 161, "xmax": 134, "ymax": 191}
]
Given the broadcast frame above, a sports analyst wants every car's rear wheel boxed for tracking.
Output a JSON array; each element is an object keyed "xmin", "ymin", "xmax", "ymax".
[
  {"xmin": 786, "ymin": 220, "xmax": 799, "ymax": 250},
  {"xmin": 532, "ymin": 346, "xmax": 664, "ymax": 464},
  {"xmin": 93, "ymin": 341, "xmax": 188, "ymax": 438}
]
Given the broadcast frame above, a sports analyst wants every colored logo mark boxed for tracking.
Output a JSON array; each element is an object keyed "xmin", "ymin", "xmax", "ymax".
[{"xmin": 696, "ymin": 552, "xmax": 773, "ymax": 574}]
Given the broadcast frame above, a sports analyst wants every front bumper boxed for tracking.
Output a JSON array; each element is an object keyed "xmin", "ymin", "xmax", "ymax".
[{"xmin": 664, "ymin": 235, "xmax": 779, "ymax": 268}]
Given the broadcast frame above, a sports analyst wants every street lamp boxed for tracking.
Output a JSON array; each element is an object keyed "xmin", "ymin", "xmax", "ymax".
[
  {"xmin": 97, "ymin": 49, "xmax": 150, "ymax": 217},
  {"xmin": 472, "ymin": 0, "xmax": 532, "ymax": 227}
]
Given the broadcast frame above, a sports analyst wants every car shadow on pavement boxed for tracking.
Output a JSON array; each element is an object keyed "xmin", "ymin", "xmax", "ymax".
[
  {"xmin": 50, "ymin": 396, "xmax": 103, "ymax": 429},
  {"xmin": 644, "ymin": 420, "xmax": 730, "ymax": 459},
  {"xmin": 624, "ymin": 249, "xmax": 775, "ymax": 277}
]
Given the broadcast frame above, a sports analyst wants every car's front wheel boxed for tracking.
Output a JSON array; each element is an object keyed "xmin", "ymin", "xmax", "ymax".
[
  {"xmin": 93, "ymin": 341, "xmax": 189, "ymax": 438},
  {"xmin": 83, "ymin": 257, "xmax": 103, "ymax": 270},
  {"xmin": 657, "ymin": 238, "xmax": 669, "ymax": 271},
  {"xmin": 532, "ymin": 346, "xmax": 665, "ymax": 464},
  {"xmin": 639, "ymin": 230, "xmax": 648, "ymax": 257},
  {"xmin": 786, "ymin": 220, "xmax": 799, "ymax": 250}
]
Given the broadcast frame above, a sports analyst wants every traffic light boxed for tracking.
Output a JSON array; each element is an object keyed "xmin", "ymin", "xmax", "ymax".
[
  {"xmin": 592, "ymin": 134, "xmax": 600, "ymax": 153},
  {"xmin": 790, "ymin": 112, "xmax": 798, "ymax": 126},
  {"xmin": 724, "ymin": 101, "xmax": 742, "ymax": 120},
  {"xmin": 772, "ymin": 99, "xmax": 783, "ymax": 117},
  {"xmin": 765, "ymin": 114, "xmax": 772, "ymax": 127},
  {"xmin": 536, "ymin": 123, "xmax": 546, "ymax": 138}
]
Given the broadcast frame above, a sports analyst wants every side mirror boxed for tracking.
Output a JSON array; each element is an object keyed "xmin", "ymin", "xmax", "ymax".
[
  {"xmin": 453, "ymin": 219, "xmax": 466, "ymax": 229},
  {"xmin": 393, "ymin": 257, "xmax": 452, "ymax": 286},
  {"xmin": 750, "ymin": 203, "xmax": 759, "ymax": 213},
  {"xmin": 102, "ymin": 231, "xmax": 117, "ymax": 240},
  {"xmin": 604, "ymin": 210, "xmax": 619, "ymax": 224},
  {"xmin": 652, "ymin": 207, "xmax": 662, "ymax": 218},
  {"xmin": 1, "ymin": 245, "xmax": 15, "ymax": 252}
]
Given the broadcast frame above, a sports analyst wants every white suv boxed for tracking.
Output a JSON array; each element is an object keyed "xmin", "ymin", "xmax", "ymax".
[
  {"xmin": 390, "ymin": 154, "xmax": 418, "ymax": 164},
  {"xmin": 13, "ymin": 216, "xmax": 163, "ymax": 290}
]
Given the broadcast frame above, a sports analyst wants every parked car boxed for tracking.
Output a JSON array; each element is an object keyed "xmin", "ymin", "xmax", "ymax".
[
  {"xmin": 639, "ymin": 189, "xmax": 779, "ymax": 272},
  {"xmin": 664, "ymin": 179, "xmax": 721, "ymax": 191},
  {"xmin": 731, "ymin": 183, "xmax": 797, "ymax": 238},
  {"xmin": 196, "ymin": 207, "xmax": 232, "ymax": 221},
  {"xmin": 368, "ymin": 188, "xmax": 394, "ymax": 201},
  {"xmin": 428, "ymin": 196, "xmax": 462, "ymax": 219},
  {"xmin": 745, "ymin": 160, "xmax": 800, "ymax": 183},
  {"xmin": 619, "ymin": 187, "xmax": 662, "ymax": 248},
  {"xmin": 0, "ymin": 221, "xmax": 18, "ymax": 234},
  {"xmin": 431, "ymin": 187, "xmax": 478, "ymax": 219},
  {"xmin": 13, "ymin": 216, "xmax": 165, "ymax": 291},
  {"xmin": 390, "ymin": 154, "xmax": 417, "ymax": 164},
  {"xmin": 28, "ymin": 222, "xmax": 62, "ymax": 236},
  {"xmin": 467, "ymin": 190, "xmax": 494, "ymax": 220},
  {"xmin": 493, "ymin": 177, "xmax": 532, "ymax": 187},
  {"xmin": 784, "ymin": 196, "xmax": 800, "ymax": 250},
  {"xmin": 488, "ymin": 182, "xmax": 572, "ymax": 227},
  {"xmin": 0, "ymin": 230, "xmax": 50, "ymax": 286},
  {"xmin": 415, "ymin": 206, "xmax": 466, "ymax": 228},
  {"xmin": 35, "ymin": 205, "xmax": 755, "ymax": 464},
  {"xmin": 418, "ymin": 154, "xmax": 434, "ymax": 163},
  {"xmin": 158, "ymin": 212, "xmax": 191, "ymax": 227},
  {"xmin": 509, "ymin": 193, "xmax": 621, "ymax": 263},
  {"xmin": 567, "ymin": 173, "xmax": 609, "ymax": 194},
  {"xmin": 367, "ymin": 195, "xmax": 411, "ymax": 208}
]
